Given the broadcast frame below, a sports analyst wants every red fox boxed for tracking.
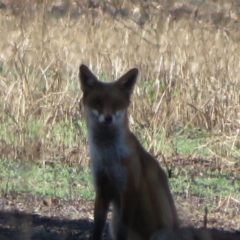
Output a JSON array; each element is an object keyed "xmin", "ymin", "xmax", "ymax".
[{"xmin": 79, "ymin": 64, "xmax": 179, "ymax": 240}]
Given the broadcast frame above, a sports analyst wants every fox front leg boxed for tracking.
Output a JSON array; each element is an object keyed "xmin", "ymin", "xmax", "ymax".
[{"xmin": 91, "ymin": 191, "xmax": 111, "ymax": 240}]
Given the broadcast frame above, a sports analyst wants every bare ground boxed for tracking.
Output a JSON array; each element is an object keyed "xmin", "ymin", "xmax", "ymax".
[{"xmin": 0, "ymin": 190, "xmax": 239, "ymax": 240}]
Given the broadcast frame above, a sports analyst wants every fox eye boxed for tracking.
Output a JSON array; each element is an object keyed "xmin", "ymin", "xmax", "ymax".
[
  {"xmin": 92, "ymin": 99, "xmax": 102, "ymax": 107},
  {"xmin": 113, "ymin": 100, "xmax": 124, "ymax": 109}
]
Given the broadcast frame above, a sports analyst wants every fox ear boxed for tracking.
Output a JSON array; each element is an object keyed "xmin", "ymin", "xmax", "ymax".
[
  {"xmin": 79, "ymin": 65, "xmax": 98, "ymax": 92},
  {"xmin": 117, "ymin": 68, "xmax": 138, "ymax": 95}
]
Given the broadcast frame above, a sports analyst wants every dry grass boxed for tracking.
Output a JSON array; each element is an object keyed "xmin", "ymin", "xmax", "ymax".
[{"xmin": 0, "ymin": 0, "xmax": 240, "ymax": 169}]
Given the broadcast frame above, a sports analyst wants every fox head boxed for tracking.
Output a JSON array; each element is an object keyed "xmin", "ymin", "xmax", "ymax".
[{"xmin": 79, "ymin": 64, "xmax": 138, "ymax": 128}]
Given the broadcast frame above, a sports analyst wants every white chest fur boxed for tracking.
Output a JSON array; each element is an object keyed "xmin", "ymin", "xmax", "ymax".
[{"xmin": 88, "ymin": 127, "xmax": 130, "ymax": 190}]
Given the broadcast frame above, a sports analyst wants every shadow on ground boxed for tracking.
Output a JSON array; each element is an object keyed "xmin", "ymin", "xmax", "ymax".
[
  {"xmin": 0, "ymin": 210, "xmax": 110, "ymax": 240},
  {"xmin": 0, "ymin": 209, "xmax": 239, "ymax": 240}
]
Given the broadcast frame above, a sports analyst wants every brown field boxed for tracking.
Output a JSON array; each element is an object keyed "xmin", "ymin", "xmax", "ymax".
[{"xmin": 0, "ymin": 0, "xmax": 240, "ymax": 239}]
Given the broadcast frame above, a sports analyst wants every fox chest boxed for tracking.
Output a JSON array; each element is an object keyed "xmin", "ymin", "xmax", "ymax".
[{"xmin": 88, "ymin": 139, "xmax": 129, "ymax": 192}]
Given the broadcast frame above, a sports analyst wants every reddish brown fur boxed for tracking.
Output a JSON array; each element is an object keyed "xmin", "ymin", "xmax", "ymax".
[{"xmin": 79, "ymin": 64, "xmax": 178, "ymax": 240}]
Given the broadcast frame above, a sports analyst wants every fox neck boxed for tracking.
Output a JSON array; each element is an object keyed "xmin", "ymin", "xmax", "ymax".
[
  {"xmin": 88, "ymin": 120, "xmax": 129, "ymax": 146},
  {"xmin": 86, "ymin": 110, "xmax": 131, "ymax": 161}
]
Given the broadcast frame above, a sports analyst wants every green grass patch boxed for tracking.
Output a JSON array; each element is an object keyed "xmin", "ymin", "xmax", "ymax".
[
  {"xmin": 0, "ymin": 158, "xmax": 94, "ymax": 200},
  {"xmin": 1, "ymin": 156, "xmax": 238, "ymax": 213},
  {"xmin": 0, "ymin": 117, "xmax": 86, "ymax": 146},
  {"xmin": 137, "ymin": 127, "xmax": 211, "ymax": 156},
  {"xmin": 170, "ymin": 168, "xmax": 240, "ymax": 211}
]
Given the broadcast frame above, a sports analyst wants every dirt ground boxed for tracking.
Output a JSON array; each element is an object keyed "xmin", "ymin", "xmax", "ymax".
[{"xmin": 0, "ymin": 192, "xmax": 239, "ymax": 240}]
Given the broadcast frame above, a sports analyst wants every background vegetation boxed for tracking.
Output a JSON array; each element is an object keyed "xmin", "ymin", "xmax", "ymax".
[{"xmin": 0, "ymin": 0, "xmax": 239, "ymax": 231}]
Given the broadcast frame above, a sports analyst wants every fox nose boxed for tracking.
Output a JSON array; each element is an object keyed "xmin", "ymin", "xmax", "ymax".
[{"xmin": 104, "ymin": 115, "xmax": 113, "ymax": 124}]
